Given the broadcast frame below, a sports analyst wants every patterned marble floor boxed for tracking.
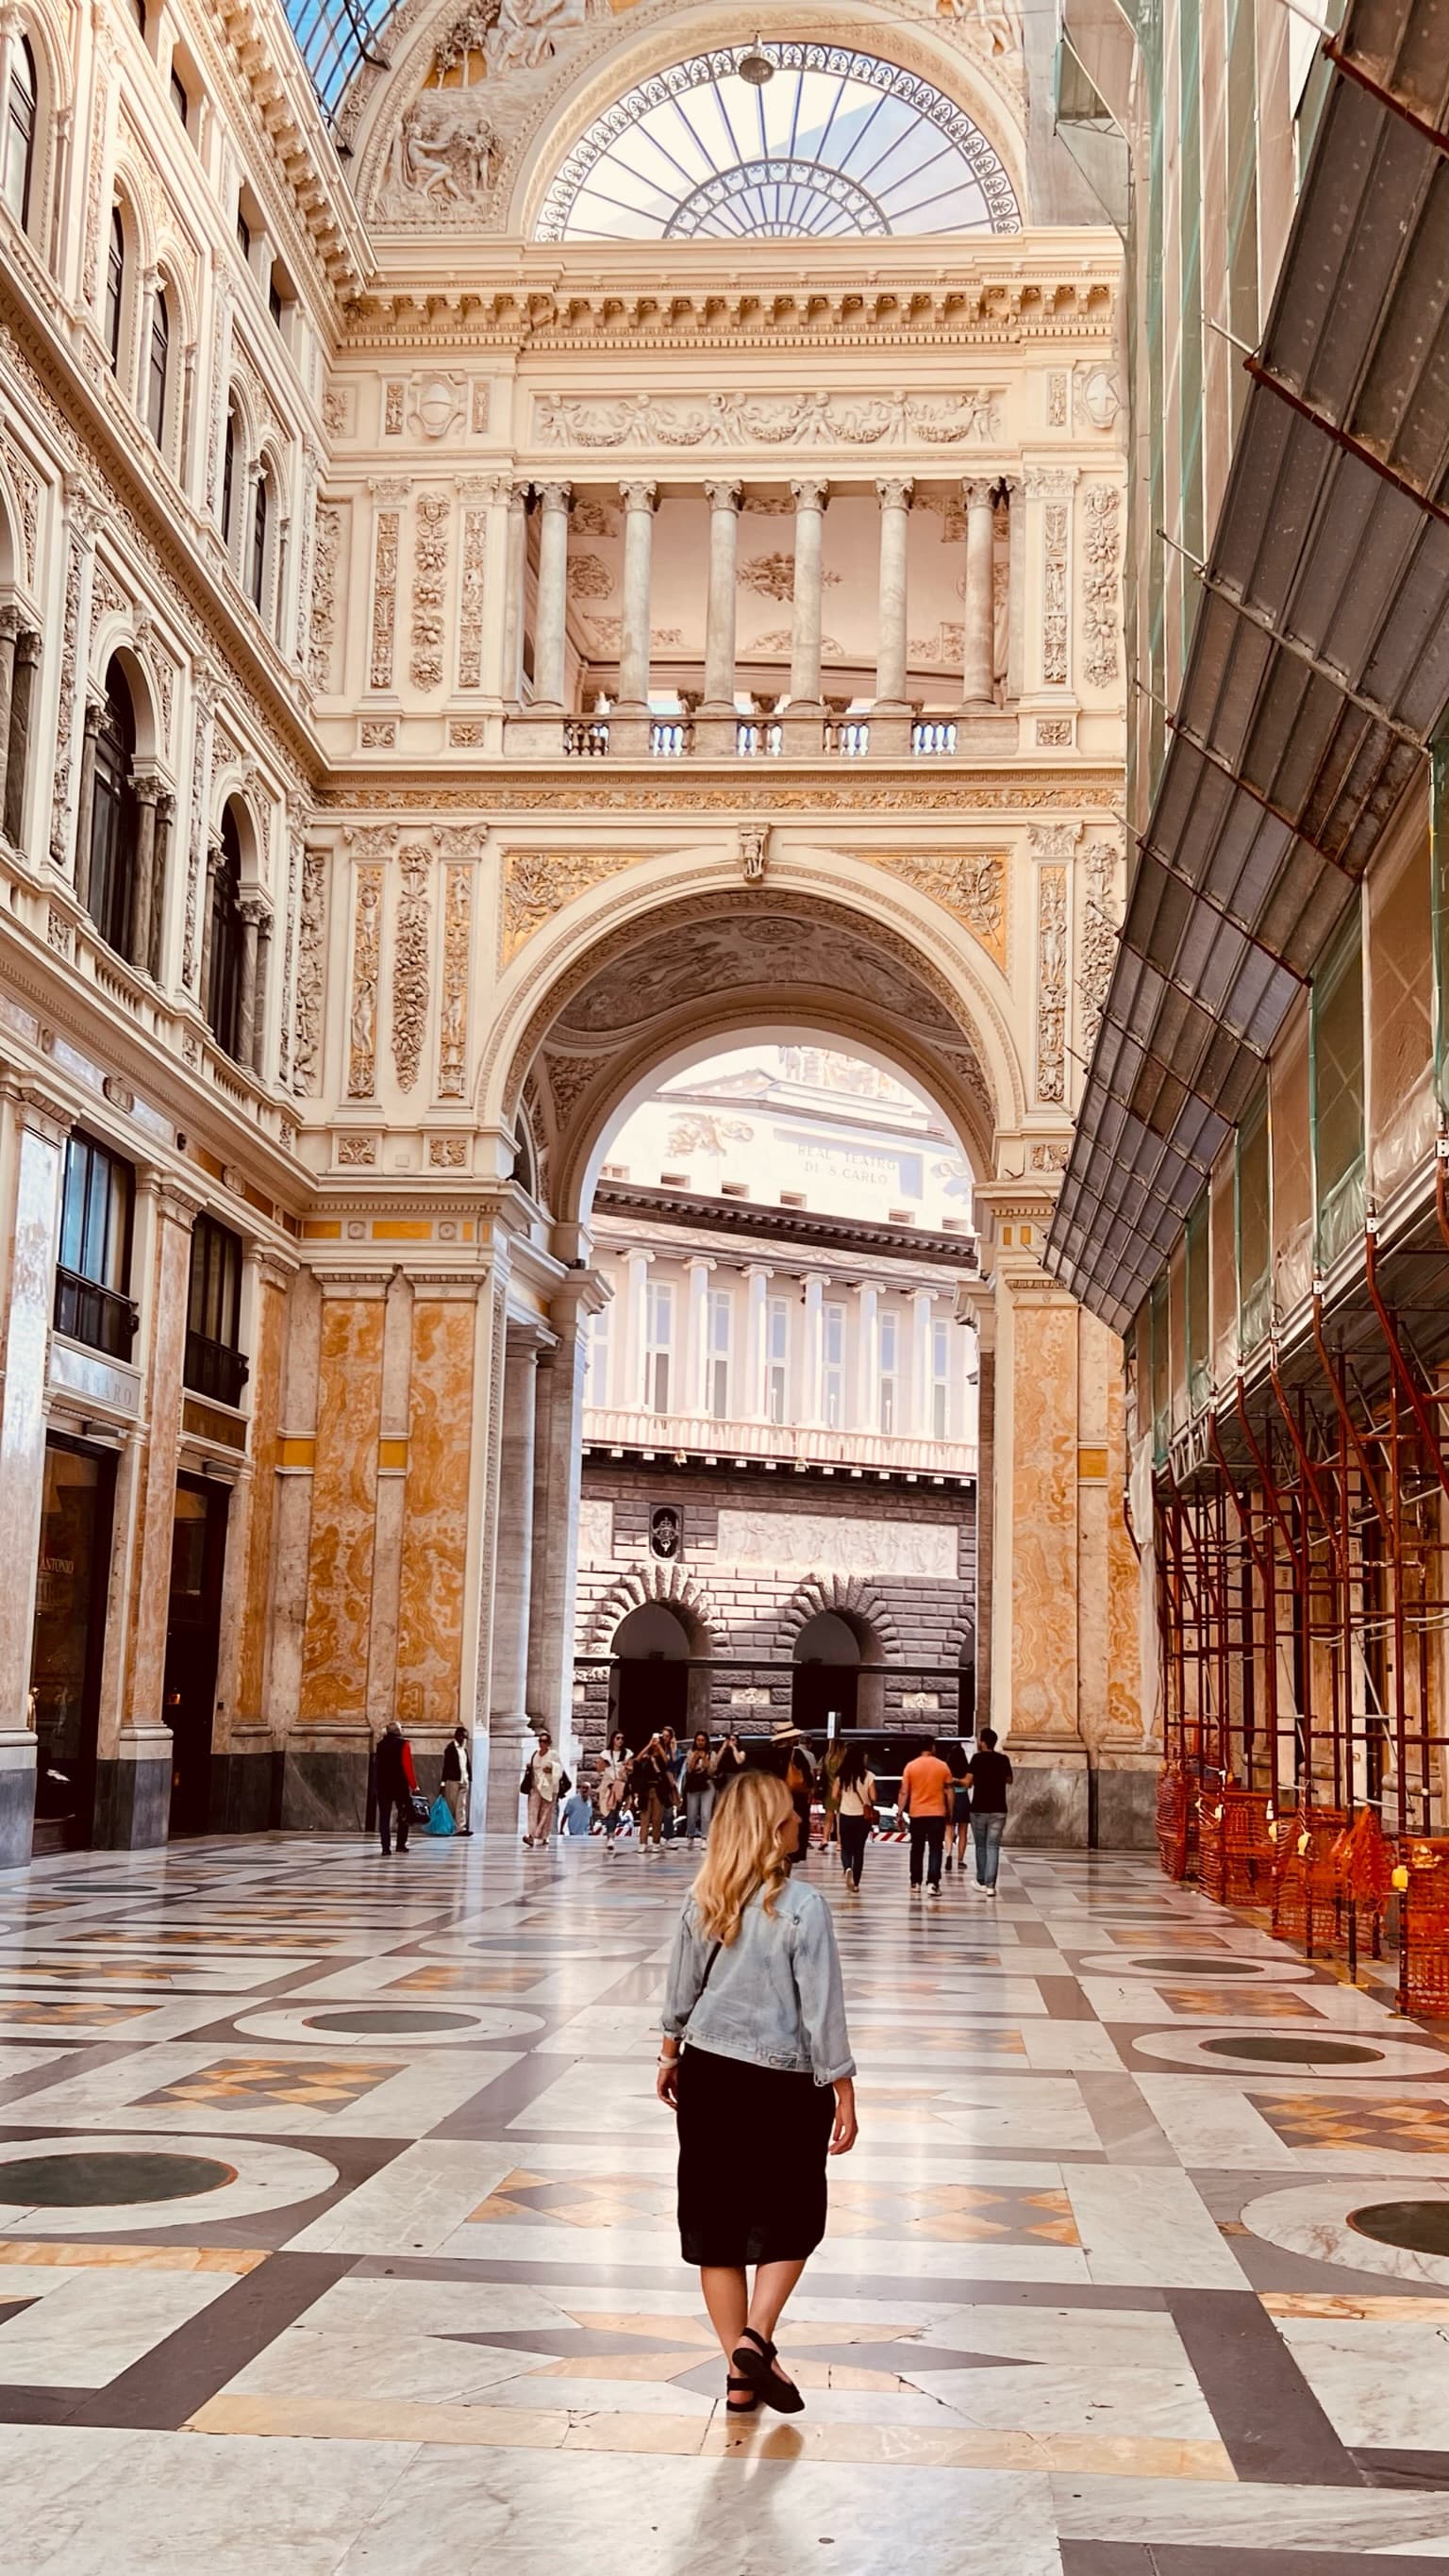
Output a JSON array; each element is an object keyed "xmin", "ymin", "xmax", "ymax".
[{"xmin": 5, "ymin": 1836, "xmax": 1449, "ymax": 2571}]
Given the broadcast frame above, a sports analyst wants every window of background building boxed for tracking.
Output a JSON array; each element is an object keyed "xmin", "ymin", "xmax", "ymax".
[
  {"xmin": 104, "ymin": 208, "xmax": 125, "ymax": 372},
  {"xmin": 249, "ymin": 467, "xmax": 269, "ymax": 613},
  {"xmin": 708, "ymin": 1287, "xmax": 731, "ymax": 1417},
  {"xmin": 207, "ymin": 806, "xmax": 245, "ymax": 1060},
  {"xmin": 824, "ymin": 1300, "xmax": 845, "ymax": 1428},
  {"xmin": 55, "ymin": 1132, "xmax": 136, "ymax": 1358},
  {"xmin": 169, "ymin": 64, "xmax": 188, "ymax": 125},
  {"xmin": 767, "ymin": 1293, "xmax": 790, "ymax": 1423},
  {"xmin": 221, "ymin": 407, "xmax": 237, "ymax": 545},
  {"xmin": 235, "ymin": 207, "xmax": 250, "ymax": 259},
  {"xmin": 931, "ymin": 1315, "xmax": 951, "ymax": 1439},
  {"xmin": 878, "ymin": 1309, "xmax": 899, "ymax": 1432},
  {"xmin": 644, "ymin": 1279, "xmax": 673, "ymax": 1411},
  {"xmin": 588, "ymin": 1301, "xmax": 610, "ymax": 1404},
  {"xmin": 145, "ymin": 285, "xmax": 169, "ymax": 445},
  {"xmin": 184, "ymin": 1214, "xmax": 247, "ymax": 1405},
  {"xmin": 88, "ymin": 660, "xmax": 138, "ymax": 958},
  {"xmin": 1, "ymin": 34, "xmax": 37, "ymax": 229}
]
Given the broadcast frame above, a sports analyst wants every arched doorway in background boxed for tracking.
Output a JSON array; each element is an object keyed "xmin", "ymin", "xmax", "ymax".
[
  {"xmin": 791, "ymin": 1610, "xmax": 862, "ymax": 1734},
  {"xmin": 611, "ymin": 1600, "xmax": 691, "ymax": 1751}
]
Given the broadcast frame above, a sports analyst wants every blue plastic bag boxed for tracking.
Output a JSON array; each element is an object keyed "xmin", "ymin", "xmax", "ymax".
[{"xmin": 426, "ymin": 1794, "xmax": 456, "ymax": 1836}]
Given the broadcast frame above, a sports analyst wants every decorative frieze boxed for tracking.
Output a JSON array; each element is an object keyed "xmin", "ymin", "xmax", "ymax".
[
  {"xmin": 345, "ymin": 863, "xmax": 384, "ymax": 1098},
  {"xmin": 534, "ymin": 390, "xmax": 1005, "ymax": 450},
  {"xmin": 438, "ymin": 864, "xmax": 472, "ymax": 1098},
  {"xmin": 1082, "ymin": 484, "xmax": 1122, "ymax": 690},
  {"xmin": 369, "ymin": 508, "xmax": 400, "ymax": 692},
  {"xmin": 1042, "ymin": 502, "xmax": 1070, "ymax": 688},
  {"xmin": 48, "ymin": 518, "xmax": 89, "ymax": 872},
  {"xmin": 1036, "ymin": 865, "xmax": 1068, "ymax": 1105},
  {"xmin": 309, "ymin": 504, "xmax": 342, "ymax": 690},
  {"xmin": 293, "ymin": 844, "xmax": 326, "ymax": 1096},
  {"xmin": 391, "ymin": 842, "xmax": 431, "ymax": 1092},
  {"xmin": 457, "ymin": 507, "xmax": 488, "ymax": 690},
  {"xmin": 0, "ymin": 437, "xmax": 39, "ymax": 584},
  {"xmin": 409, "ymin": 493, "xmax": 450, "ymax": 690},
  {"xmin": 501, "ymin": 849, "xmax": 639, "ymax": 963},
  {"xmin": 875, "ymin": 852, "xmax": 1008, "ymax": 970},
  {"xmin": 181, "ymin": 668, "xmax": 221, "ymax": 993},
  {"xmin": 1079, "ymin": 838, "xmax": 1122, "ymax": 1054}
]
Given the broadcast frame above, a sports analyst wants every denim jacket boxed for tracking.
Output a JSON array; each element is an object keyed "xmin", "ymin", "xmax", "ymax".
[{"xmin": 662, "ymin": 1879, "xmax": 856, "ymax": 2086}]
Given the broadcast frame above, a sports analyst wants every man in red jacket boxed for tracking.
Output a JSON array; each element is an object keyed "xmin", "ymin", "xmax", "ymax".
[{"xmin": 375, "ymin": 1719, "xmax": 417, "ymax": 1855}]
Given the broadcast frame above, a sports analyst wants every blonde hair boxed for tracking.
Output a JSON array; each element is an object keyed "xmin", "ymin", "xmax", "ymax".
[{"xmin": 691, "ymin": 1769, "xmax": 792, "ymax": 1946}]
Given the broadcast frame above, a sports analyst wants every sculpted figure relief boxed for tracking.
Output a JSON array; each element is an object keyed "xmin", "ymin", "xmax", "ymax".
[{"xmin": 387, "ymin": 90, "xmax": 501, "ymax": 207}]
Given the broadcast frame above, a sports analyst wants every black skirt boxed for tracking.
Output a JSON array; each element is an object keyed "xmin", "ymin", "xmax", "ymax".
[{"xmin": 676, "ymin": 2042, "xmax": 835, "ymax": 2267}]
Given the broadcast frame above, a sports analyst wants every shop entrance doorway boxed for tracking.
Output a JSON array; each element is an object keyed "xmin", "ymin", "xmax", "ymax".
[
  {"xmin": 162, "ymin": 1476, "xmax": 229, "ymax": 1837},
  {"xmin": 28, "ymin": 1436, "xmax": 116, "ymax": 1852}
]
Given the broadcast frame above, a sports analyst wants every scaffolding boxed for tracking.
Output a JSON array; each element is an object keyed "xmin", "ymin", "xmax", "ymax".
[{"xmin": 1156, "ymin": 1224, "xmax": 1449, "ymax": 2004}]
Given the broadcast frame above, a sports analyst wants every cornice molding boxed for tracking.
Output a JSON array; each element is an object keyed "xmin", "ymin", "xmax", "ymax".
[{"xmin": 315, "ymin": 764, "xmax": 1124, "ymax": 816}]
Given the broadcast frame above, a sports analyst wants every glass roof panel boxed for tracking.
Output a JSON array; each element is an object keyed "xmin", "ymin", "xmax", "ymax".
[
  {"xmin": 536, "ymin": 43, "xmax": 1022, "ymax": 241},
  {"xmin": 286, "ymin": 0, "xmax": 393, "ymax": 118}
]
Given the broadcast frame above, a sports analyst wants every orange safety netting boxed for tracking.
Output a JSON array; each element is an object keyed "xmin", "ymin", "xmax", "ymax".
[
  {"xmin": 1271, "ymin": 1806, "xmax": 1349, "ymax": 1951},
  {"xmin": 1396, "ymin": 1838, "xmax": 1449, "ymax": 2017},
  {"xmin": 1157, "ymin": 1764, "xmax": 1191, "ymax": 1882}
]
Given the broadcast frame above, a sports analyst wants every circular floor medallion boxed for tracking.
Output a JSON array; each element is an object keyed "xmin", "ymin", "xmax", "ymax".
[
  {"xmin": 1200, "ymin": 2035, "xmax": 1383, "ymax": 2067},
  {"xmin": 1133, "ymin": 1955, "xmax": 1259, "ymax": 1975},
  {"xmin": 0, "ymin": 2150, "xmax": 236, "ymax": 2207},
  {"xmin": 1349, "ymin": 2201, "xmax": 1449, "ymax": 2257},
  {"xmin": 305, "ymin": 2008, "xmax": 479, "ymax": 2036}
]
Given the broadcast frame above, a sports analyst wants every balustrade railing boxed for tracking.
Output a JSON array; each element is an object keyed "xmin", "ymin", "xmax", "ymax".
[
  {"xmin": 584, "ymin": 1403, "xmax": 975, "ymax": 1479},
  {"xmin": 558, "ymin": 714, "xmax": 969, "ymax": 758},
  {"xmin": 54, "ymin": 1269, "xmax": 140, "ymax": 1361},
  {"xmin": 911, "ymin": 719, "xmax": 958, "ymax": 754}
]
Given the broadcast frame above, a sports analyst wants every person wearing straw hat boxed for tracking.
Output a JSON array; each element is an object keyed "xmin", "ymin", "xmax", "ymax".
[{"xmin": 767, "ymin": 1721, "xmax": 816, "ymax": 1870}]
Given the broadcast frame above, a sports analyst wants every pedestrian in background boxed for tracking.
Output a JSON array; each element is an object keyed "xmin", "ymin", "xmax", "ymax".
[
  {"xmin": 944, "ymin": 1740, "xmax": 971, "ymax": 1875},
  {"xmin": 441, "ymin": 1725, "xmax": 472, "ymax": 1836},
  {"xmin": 375, "ymin": 1719, "xmax": 416, "ymax": 1857},
  {"xmin": 684, "ymin": 1730, "xmax": 716, "ymax": 1845},
  {"xmin": 657, "ymin": 1768, "xmax": 857, "ymax": 2418},
  {"xmin": 899, "ymin": 1734, "xmax": 954, "ymax": 1897},
  {"xmin": 835, "ymin": 1741, "xmax": 877, "ymax": 1892},
  {"xmin": 521, "ymin": 1729, "xmax": 569, "ymax": 1850},
  {"xmin": 965, "ymin": 1727, "xmax": 1014, "ymax": 1896},
  {"xmin": 632, "ymin": 1732, "xmax": 675, "ymax": 1849},
  {"xmin": 596, "ymin": 1729, "xmax": 632, "ymax": 1855}
]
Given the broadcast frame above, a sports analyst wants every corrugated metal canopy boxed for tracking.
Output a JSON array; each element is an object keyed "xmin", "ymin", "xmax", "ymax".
[{"xmin": 1047, "ymin": 0, "xmax": 1449, "ymax": 1333}]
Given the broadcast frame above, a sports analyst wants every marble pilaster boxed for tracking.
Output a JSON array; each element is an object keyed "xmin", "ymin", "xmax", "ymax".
[
  {"xmin": 853, "ymin": 1279, "xmax": 878, "ymax": 1432},
  {"xmin": 509, "ymin": 479, "xmax": 571, "ymax": 756},
  {"xmin": 0, "ymin": 1084, "xmax": 70, "ymax": 1864},
  {"xmin": 961, "ymin": 477, "xmax": 997, "ymax": 708},
  {"xmin": 486, "ymin": 1319, "xmax": 547, "ymax": 1827},
  {"xmin": 611, "ymin": 478, "xmax": 657, "ymax": 756},
  {"xmin": 525, "ymin": 1270, "xmax": 609, "ymax": 1761},
  {"xmin": 784, "ymin": 474, "xmax": 827, "ymax": 756},
  {"xmin": 742, "ymin": 1262, "xmax": 771, "ymax": 1421},
  {"xmin": 872, "ymin": 475, "xmax": 913, "ymax": 755}
]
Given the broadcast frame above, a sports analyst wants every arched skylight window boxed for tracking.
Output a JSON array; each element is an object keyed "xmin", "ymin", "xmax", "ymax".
[
  {"xmin": 536, "ymin": 45, "xmax": 1021, "ymax": 243},
  {"xmin": 286, "ymin": 0, "xmax": 392, "ymax": 119}
]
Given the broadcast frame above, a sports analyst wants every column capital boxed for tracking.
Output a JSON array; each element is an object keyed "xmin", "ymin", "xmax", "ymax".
[
  {"xmin": 534, "ymin": 479, "xmax": 573, "ymax": 513},
  {"xmin": 618, "ymin": 479, "xmax": 658, "ymax": 512},
  {"xmin": 790, "ymin": 474, "xmax": 829, "ymax": 511},
  {"xmin": 0, "ymin": 605, "xmax": 21, "ymax": 645},
  {"xmin": 962, "ymin": 475, "xmax": 999, "ymax": 508},
  {"xmin": 704, "ymin": 478, "xmax": 743, "ymax": 512},
  {"xmin": 685, "ymin": 1254, "xmax": 716, "ymax": 1277},
  {"xmin": 148, "ymin": 1175, "xmax": 207, "ymax": 1231},
  {"xmin": 742, "ymin": 1261, "xmax": 774, "ymax": 1283},
  {"xmin": 2, "ymin": 1077, "xmax": 73, "ymax": 1145},
  {"xmin": 874, "ymin": 474, "xmax": 914, "ymax": 510},
  {"xmin": 239, "ymin": 893, "xmax": 269, "ymax": 927},
  {"xmin": 130, "ymin": 768, "xmax": 165, "ymax": 807},
  {"xmin": 623, "ymin": 1243, "xmax": 655, "ymax": 1269}
]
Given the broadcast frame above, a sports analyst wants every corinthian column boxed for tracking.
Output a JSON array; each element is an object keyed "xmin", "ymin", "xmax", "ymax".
[
  {"xmin": 127, "ymin": 770, "xmax": 161, "ymax": 972},
  {"xmin": 698, "ymin": 478, "xmax": 742, "ymax": 756},
  {"xmin": 961, "ymin": 477, "xmax": 997, "ymax": 710},
  {"xmin": 507, "ymin": 478, "xmax": 572, "ymax": 756},
  {"xmin": 612, "ymin": 478, "xmax": 658, "ymax": 757},
  {"xmin": 873, "ymin": 475, "xmax": 913, "ymax": 756},
  {"xmin": 784, "ymin": 474, "xmax": 827, "ymax": 756}
]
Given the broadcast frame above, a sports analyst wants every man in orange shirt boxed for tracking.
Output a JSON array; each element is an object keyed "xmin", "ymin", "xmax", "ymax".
[{"xmin": 899, "ymin": 1736, "xmax": 955, "ymax": 1897}]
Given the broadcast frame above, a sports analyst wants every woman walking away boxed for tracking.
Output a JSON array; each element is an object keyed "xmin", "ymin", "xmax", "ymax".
[
  {"xmin": 520, "ymin": 1728, "xmax": 569, "ymax": 1849},
  {"xmin": 596, "ymin": 1731, "xmax": 631, "ymax": 1856},
  {"xmin": 944, "ymin": 1741, "xmax": 972, "ymax": 1876},
  {"xmin": 658, "ymin": 1770, "xmax": 858, "ymax": 2418},
  {"xmin": 684, "ymin": 1731, "xmax": 716, "ymax": 1846},
  {"xmin": 836, "ymin": 1741, "xmax": 877, "ymax": 1891}
]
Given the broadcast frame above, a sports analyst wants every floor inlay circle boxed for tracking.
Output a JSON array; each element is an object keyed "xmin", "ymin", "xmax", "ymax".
[
  {"xmin": 1348, "ymin": 2201, "xmax": 1449, "ymax": 2257},
  {"xmin": 1201, "ymin": 2035, "xmax": 1383, "ymax": 2066},
  {"xmin": 231, "ymin": 1998, "xmax": 542, "ymax": 2048},
  {"xmin": 0, "ymin": 2149, "xmax": 236, "ymax": 2206},
  {"xmin": 306, "ymin": 2008, "xmax": 481, "ymax": 2035}
]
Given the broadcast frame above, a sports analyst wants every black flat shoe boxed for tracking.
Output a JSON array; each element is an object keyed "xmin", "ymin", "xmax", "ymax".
[
  {"xmin": 725, "ymin": 2371, "xmax": 758, "ymax": 2417},
  {"xmin": 732, "ymin": 2327, "xmax": 805, "ymax": 2415}
]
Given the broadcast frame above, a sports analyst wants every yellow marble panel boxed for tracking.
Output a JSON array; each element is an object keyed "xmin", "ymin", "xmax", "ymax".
[
  {"xmin": 299, "ymin": 1298, "xmax": 386, "ymax": 1723},
  {"xmin": 394, "ymin": 1298, "xmax": 474, "ymax": 1727},
  {"xmin": 1009, "ymin": 1297, "xmax": 1079, "ymax": 1735},
  {"xmin": 236, "ymin": 1276, "xmax": 286, "ymax": 1721}
]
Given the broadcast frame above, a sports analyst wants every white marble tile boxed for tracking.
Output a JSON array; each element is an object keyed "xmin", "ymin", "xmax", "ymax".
[
  {"xmin": 285, "ymin": 2139, "xmax": 521, "ymax": 2252},
  {"xmin": 0, "ymin": 2266, "xmax": 230, "ymax": 2384},
  {"xmin": 1278, "ymin": 2314, "xmax": 1449, "ymax": 2449},
  {"xmin": 1067, "ymin": 2165, "xmax": 1245, "ymax": 2286}
]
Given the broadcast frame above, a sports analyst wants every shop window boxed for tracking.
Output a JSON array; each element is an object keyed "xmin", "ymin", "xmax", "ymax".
[
  {"xmin": 1311, "ymin": 903, "xmax": 1366, "ymax": 1270},
  {"xmin": 1, "ymin": 33, "xmax": 37, "ymax": 230},
  {"xmin": 206, "ymin": 805, "xmax": 245, "ymax": 1060},
  {"xmin": 184, "ymin": 1213, "xmax": 248, "ymax": 1406},
  {"xmin": 104, "ymin": 207, "xmax": 125, "ymax": 372},
  {"xmin": 145, "ymin": 283, "xmax": 169, "ymax": 445},
  {"xmin": 87, "ymin": 659, "xmax": 138, "ymax": 958},
  {"xmin": 55, "ymin": 1131, "xmax": 136, "ymax": 1358}
]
